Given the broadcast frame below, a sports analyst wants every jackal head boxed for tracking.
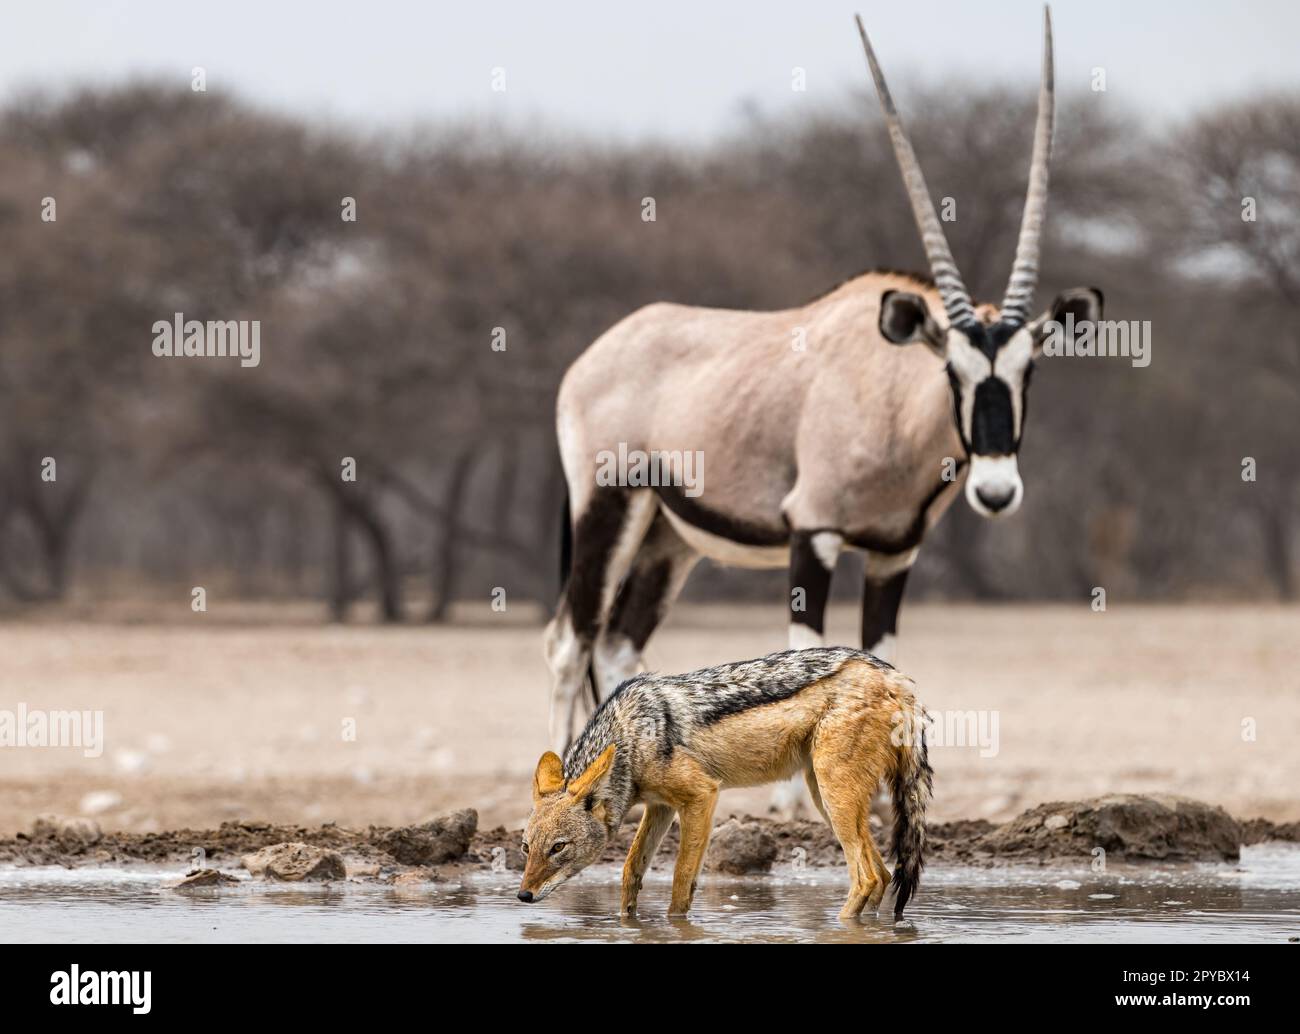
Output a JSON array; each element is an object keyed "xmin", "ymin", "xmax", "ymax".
[{"xmin": 517, "ymin": 744, "xmax": 616, "ymax": 903}]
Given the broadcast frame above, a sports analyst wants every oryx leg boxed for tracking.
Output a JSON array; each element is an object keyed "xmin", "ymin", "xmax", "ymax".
[
  {"xmin": 860, "ymin": 548, "xmax": 917, "ymax": 664},
  {"xmin": 861, "ymin": 548, "xmax": 918, "ymax": 821},
  {"xmin": 771, "ymin": 529, "xmax": 843, "ymax": 818},
  {"xmin": 787, "ymin": 529, "xmax": 842, "ymax": 649},
  {"xmin": 596, "ymin": 510, "xmax": 699, "ymax": 696},
  {"xmin": 545, "ymin": 487, "xmax": 656, "ymax": 753}
]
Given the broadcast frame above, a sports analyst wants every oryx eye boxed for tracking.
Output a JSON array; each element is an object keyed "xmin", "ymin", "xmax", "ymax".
[{"xmin": 549, "ymin": 841, "xmax": 568, "ymax": 856}]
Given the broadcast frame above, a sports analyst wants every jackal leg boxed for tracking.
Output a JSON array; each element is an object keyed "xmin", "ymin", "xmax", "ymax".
[
  {"xmin": 668, "ymin": 790, "xmax": 718, "ymax": 916},
  {"xmin": 598, "ymin": 511, "xmax": 698, "ymax": 696},
  {"xmin": 545, "ymin": 487, "xmax": 656, "ymax": 752},
  {"xmin": 863, "ymin": 832, "xmax": 892, "ymax": 913},
  {"xmin": 808, "ymin": 762, "xmax": 889, "ymax": 910},
  {"xmin": 812, "ymin": 715, "xmax": 891, "ymax": 922},
  {"xmin": 620, "ymin": 803, "xmax": 675, "ymax": 915},
  {"xmin": 803, "ymin": 765, "xmax": 832, "ymax": 825}
]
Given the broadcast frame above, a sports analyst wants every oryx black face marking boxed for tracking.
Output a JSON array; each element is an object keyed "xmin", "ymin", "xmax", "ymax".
[
  {"xmin": 971, "ymin": 377, "xmax": 1016, "ymax": 455},
  {"xmin": 946, "ymin": 320, "xmax": 1031, "ymax": 456}
]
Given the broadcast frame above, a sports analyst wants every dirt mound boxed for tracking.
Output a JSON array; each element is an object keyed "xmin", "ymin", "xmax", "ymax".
[
  {"xmin": 0, "ymin": 813, "xmax": 475, "ymax": 868},
  {"xmin": 0, "ymin": 796, "xmax": 1287, "ymax": 873},
  {"xmin": 29, "ymin": 815, "xmax": 103, "ymax": 849},
  {"xmin": 977, "ymin": 794, "xmax": 1241, "ymax": 862},
  {"xmin": 1240, "ymin": 817, "xmax": 1300, "ymax": 845}
]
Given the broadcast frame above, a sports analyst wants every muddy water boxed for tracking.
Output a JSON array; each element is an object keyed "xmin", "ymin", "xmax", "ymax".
[{"xmin": 2, "ymin": 845, "xmax": 1297, "ymax": 944}]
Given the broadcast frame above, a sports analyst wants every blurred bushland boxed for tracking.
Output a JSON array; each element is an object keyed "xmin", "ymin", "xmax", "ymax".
[{"xmin": 0, "ymin": 81, "xmax": 1295, "ymax": 619}]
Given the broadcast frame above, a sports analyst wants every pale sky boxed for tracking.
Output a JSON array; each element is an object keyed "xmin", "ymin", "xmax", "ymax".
[{"xmin": 1, "ymin": 0, "xmax": 1296, "ymax": 141}]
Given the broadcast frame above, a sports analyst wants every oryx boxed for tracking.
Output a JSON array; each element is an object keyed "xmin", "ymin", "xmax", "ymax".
[{"xmin": 544, "ymin": 7, "xmax": 1101, "ymax": 752}]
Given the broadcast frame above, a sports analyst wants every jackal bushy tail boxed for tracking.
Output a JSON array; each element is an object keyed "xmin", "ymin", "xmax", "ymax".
[{"xmin": 890, "ymin": 695, "xmax": 933, "ymax": 919}]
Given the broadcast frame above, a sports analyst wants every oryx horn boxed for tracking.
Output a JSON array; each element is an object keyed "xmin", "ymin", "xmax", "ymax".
[
  {"xmin": 1000, "ymin": 5, "xmax": 1055, "ymax": 326},
  {"xmin": 855, "ymin": 13, "xmax": 976, "ymax": 329}
]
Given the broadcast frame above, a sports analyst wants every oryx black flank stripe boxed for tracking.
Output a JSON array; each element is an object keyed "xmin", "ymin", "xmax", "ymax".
[
  {"xmin": 659, "ymin": 468, "xmax": 962, "ymax": 561},
  {"xmin": 653, "ymin": 484, "xmax": 788, "ymax": 547}
]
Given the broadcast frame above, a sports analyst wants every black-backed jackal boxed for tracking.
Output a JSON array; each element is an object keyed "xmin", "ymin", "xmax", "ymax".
[{"xmin": 519, "ymin": 646, "xmax": 932, "ymax": 922}]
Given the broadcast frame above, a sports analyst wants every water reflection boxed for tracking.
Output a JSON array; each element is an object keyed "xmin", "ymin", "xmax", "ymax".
[{"xmin": 0, "ymin": 846, "xmax": 1295, "ymax": 944}]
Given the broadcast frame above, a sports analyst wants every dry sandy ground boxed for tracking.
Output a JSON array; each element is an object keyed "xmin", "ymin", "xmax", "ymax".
[{"xmin": 0, "ymin": 602, "xmax": 1296, "ymax": 838}]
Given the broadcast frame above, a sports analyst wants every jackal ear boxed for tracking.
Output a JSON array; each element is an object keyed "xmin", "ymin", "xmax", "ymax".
[
  {"xmin": 879, "ymin": 290, "xmax": 945, "ymax": 355},
  {"xmin": 533, "ymin": 751, "xmax": 566, "ymax": 802},
  {"xmin": 567, "ymin": 744, "xmax": 616, "ymax": 801},
  {"xmin": 1029, "ymin": 287, "xmax": 1104, "ymax": 355}
]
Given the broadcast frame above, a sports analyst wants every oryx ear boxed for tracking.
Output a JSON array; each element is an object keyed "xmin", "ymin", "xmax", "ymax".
[
  {"xmin": 567, "ymin": 744, "xmax": 616, "ymax": 801},
  {"xmin": 1029, "ymin": 287, "xmax": 1103, "ymax": 354},
  {"xmin": 879, "ymin": 290, "xmax": 946, "ymax": 355},
  {"xmin": 532, "ymin": 751, "xmax": 566, "ymax": 802}
]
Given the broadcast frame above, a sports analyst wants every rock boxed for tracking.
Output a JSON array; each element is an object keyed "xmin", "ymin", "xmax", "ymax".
[
  {"xmin": 390, "ymin": 870, "xmax": 431, "ymax": 885},
  {"xmin": 979, "ymin": 795, "xmax": 1241, "ymax": 862},
  {"xmin": 374, "ymin": 808, "xmax": 477, "ymax": 865},
  {"xmin": 240, "ymin": 842, "xmax": 347, "ymax": 881},
  {"xmin": 31, "ymin": 814, "xmax": 102, "ymax": 846},
  {"xmin": 347, "ymin": 862, "xmax": 382, "ymax": 878},
  {"xmin": 171, "ymin": 868, "xmax": 240, "ymax": 889},
  {"xmin": 706, "ymin": 818, "xmax": 778, "ymax": 874}
]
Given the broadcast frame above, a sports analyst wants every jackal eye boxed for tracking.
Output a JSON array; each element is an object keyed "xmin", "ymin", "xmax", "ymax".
[{"xmin": 549, "ymin": 841, "xmax": 568, "ymax": 856}]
